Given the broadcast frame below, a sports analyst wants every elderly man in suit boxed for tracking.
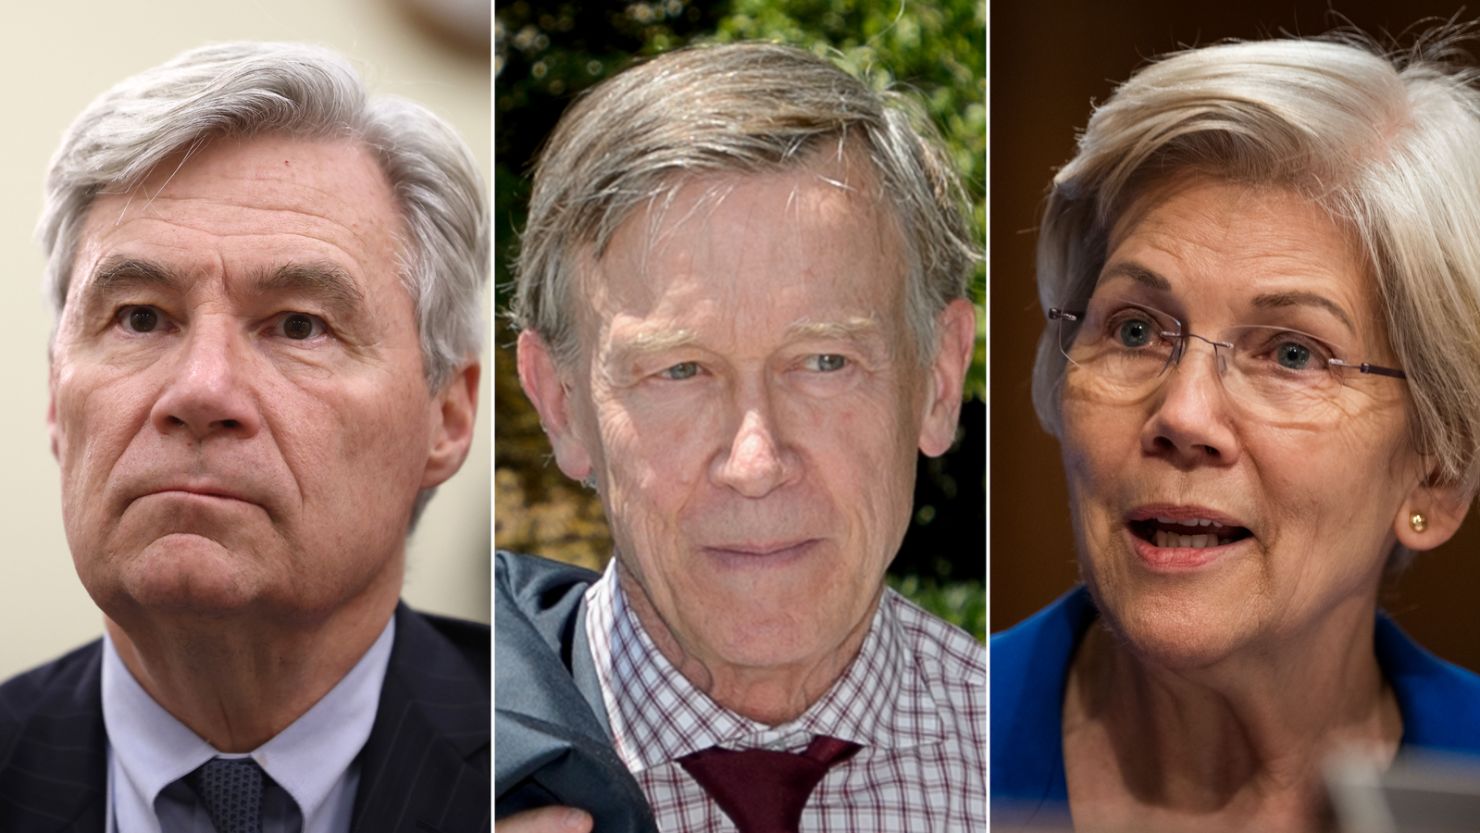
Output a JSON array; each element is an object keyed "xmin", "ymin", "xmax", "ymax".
[
  {"xmin": 0, "ymin": 43, "xmax": 487, "ymax": 832},
  {"xmin": 497, "ymin": 43, "xmax": 985, "ymax": 832}
]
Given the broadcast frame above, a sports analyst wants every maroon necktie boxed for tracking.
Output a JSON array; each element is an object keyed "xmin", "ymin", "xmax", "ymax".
[{"xmin": 677, "ymin": 735, "xmax": 862, "ymax": 833}]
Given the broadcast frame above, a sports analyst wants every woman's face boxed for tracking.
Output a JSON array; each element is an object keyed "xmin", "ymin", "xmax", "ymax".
[{"xmin": 1060, "ymin": 177, "xmax": 1425, "ymax": 668}]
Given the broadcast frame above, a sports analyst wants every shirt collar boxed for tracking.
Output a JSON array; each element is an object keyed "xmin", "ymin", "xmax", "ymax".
[
  {"xmin": 585, "ymin": 560, "xmax": 946, "ymax": 773},
  {"xmin": 102, "ymin": 615, "xmax": 394, "ymax": 822}
]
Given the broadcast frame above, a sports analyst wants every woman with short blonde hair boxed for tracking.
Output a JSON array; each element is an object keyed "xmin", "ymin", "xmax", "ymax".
[{"xmin": 995, "ymin": 30, "xmax": 1480, "ymax": 831}]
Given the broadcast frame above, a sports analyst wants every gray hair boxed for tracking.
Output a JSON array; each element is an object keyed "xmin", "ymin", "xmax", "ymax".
[
  {"xmin": 39, "ymin": 41, "xmax": 487, "ymax": 390},
  {"xmin": 1032, "ymin": 33, "xmax": 1480, "ymax": 499},
  {"xmin": 510, "ymin": 41, "xmax": 975, "ymax": 366}
]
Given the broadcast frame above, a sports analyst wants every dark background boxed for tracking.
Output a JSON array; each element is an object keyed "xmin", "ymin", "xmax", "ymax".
[
  {"xmin": 495, "ymin": 0, "xmax": 986, "ymax": 637},
  {"xmin": 991, "ymin": 0, "xmax": 1480, "ymax": 671}
]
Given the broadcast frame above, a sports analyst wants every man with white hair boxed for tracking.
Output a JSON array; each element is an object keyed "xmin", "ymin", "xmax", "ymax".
[
  {"xmin": 0, "ymin": 43, "xmax": 487, "ymax": 832},
  {"xmin": 497, "ymin": 43, "xmax": 985, "ymax": 832}
]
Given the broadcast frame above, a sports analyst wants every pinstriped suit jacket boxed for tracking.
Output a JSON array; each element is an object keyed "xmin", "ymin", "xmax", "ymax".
[{"xmin": 0, "ymin": 603, "xmax": 489, "ymax": 832}]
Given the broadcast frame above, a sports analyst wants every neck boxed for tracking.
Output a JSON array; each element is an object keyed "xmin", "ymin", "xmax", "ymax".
[
  {"xmin": 106, "ymin": 575, "xmax": 401, "ymax": 752},
  {"xmin": 1063, "ymin": 598, "xmax": 1402, "ymax": 832},
  {"xmin": 617, "ymin": 559, "xmax": 879, "ymax": 726}
]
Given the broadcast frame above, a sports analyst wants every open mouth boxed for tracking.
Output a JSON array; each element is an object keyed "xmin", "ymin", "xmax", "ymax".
[{"xmin": 1128, "ymin": 517, "xmax": 1253, "ymax": 549}]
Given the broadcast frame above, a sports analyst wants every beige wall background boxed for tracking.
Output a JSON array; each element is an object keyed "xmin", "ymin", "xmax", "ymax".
[{"xmin": 0, "ymin": 0, "xmax": 491, "ymax": 679}]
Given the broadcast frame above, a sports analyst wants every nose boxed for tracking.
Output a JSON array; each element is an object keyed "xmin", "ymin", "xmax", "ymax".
[
  {"xmin": 710, "ymin": 391, "xmax": 798, "ymax": 498},
  {"xmin": 1140, "ymin": 336, "xmax": 1240, "ymax": 468},
  {"xmin": 149, "ymin": 321, "xmax": 262, "ymax": 441}
]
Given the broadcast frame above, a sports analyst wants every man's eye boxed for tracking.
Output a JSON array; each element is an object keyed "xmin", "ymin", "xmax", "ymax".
[
  {"xmin": 660, "ymin": 362, "xmax": 701, "ymax": 380},
  {"xmin": 805, "ymin": 354, "xmax": 849, "ymax": 372},
  {"xmin": 117, "ymin": 306, "xmax": 163, "ymax": 334},
  {"xmin": 276, "ymin": 313, "xmax": 326, "ymax": 340}
]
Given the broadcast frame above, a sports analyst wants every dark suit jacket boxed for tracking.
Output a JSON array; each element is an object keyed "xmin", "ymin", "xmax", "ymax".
[
  {"xmin": 494, "ymin": 551, "xmax": 657, "ymax": 833},
  {"xmin": 0, "ymin": 604, "xmax": 489, "ymax": 833}
]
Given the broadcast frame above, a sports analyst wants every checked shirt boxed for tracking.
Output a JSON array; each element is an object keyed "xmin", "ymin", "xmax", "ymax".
[{"xmin": 585, "ymin": 562, "xmax": 986, "ymax": 831}]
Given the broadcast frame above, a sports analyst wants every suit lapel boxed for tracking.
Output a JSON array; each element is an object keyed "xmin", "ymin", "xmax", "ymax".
[
  {"xmin": 0, "ymin": 641, "xmax": 109, "ymax": 833},
  {"xmin": 351, "ymin": 605, "xmax": 490, "ymax": 833}
]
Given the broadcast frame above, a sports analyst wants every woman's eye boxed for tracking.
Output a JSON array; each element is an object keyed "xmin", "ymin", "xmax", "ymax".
[
  {"xmin": 804, "ymin": 354, "xmax": 849, "ymax": 372},
  {"xmin": 1115, "ymin": 317, "xmax": 1154, "ymax": 348},
  {"xmin": 1267, "ymin": 338, "xmax": 1335, "ymax": 371},
  {"xmin": 276, "ymin": 313, "xmax": 326, "ymax": 340},
  {"xmin": 1275, "ymin": 341, "xmax": 1314, "ymax": 370},
  {"xmin": 660, "ymin": 361, "xmax": 700, "ymax": 380},
  {"xmin": 117, "ymin": 305, "xmax": 163, "ymax": 334}
]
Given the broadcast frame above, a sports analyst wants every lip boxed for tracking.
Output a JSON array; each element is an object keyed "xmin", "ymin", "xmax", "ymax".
[
  {"xmin": 700, "ymin": 538, "xmax": 819, "ymax": 565},
  {"xmin": 1124, "ymin": 504, "xmax": 1253, "ymax": 572},
  {"xmin": 132, "ymin": 479, "xmax": 262, "ymax": 508},
  {"xmin": 1125, "ymin": 504, "xmax": 1248, "ymax": 527},
  {"xmin": 147, "ymin": 488, "xmax": 251, "ymax": 502}
]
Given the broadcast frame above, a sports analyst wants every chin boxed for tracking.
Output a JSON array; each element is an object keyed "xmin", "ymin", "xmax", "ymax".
[
  {"xmin": 1088, "ymin": 578, "xmax": 1268, "ymax": 672},
  {"xmin": 87, "ymin": 534, "xmax": 269, "ymax": 620}
]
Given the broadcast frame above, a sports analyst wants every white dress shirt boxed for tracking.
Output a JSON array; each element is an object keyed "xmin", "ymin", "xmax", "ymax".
[{"xmin": 101, "ymin": 617, "xmax": 394, "ymax": 833}]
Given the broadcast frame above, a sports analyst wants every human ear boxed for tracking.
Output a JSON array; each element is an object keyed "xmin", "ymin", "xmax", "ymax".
[
  {"xmin": 1393, "ymin": 464, "xmax": 1473, "ymax": 551},
  {"xmin": 421, "ymin": 361, "xmax": 480, "ymax": 489},
  {"xmin": 917, "ymin": 298, "xmax": 977, "ymax": 457},
  {"xmin": 516, "ymin": 330, "xmax": 594, "ymax": 481},
  {"xmin": 46, "ymin": 355, "xmax": 63, "ymax": 463},
  {"xmin": 46, "ymin": 386, "xmax": 59, "ymax": 462}
]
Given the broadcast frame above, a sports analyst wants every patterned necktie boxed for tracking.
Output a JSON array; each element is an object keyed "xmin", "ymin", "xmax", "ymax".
[
  {"xmin": 186, "ymin": 757, "xmax": 266, "ymax": 833},
  {"xmin": 677, "ymin": 735, "xmax": 862, "ymax": 833}
]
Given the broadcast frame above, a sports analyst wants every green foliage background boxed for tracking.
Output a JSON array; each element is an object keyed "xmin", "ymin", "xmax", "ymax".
[{"xmin": 494, "ymin": 0, "xmax": 985, "ymax": 640}]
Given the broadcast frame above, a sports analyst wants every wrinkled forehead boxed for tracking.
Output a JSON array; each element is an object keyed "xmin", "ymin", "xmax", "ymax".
[
  {"xmin": 63, "ymin": 134, "xmax": 408, "ymax": 305},
  {"xmin": 1093, "ymin": 174, "xmax": 1383, "ymax": 325},
  {"xmin": 574, "ymin": 150, "xmax": 907, "ymax": 316}
]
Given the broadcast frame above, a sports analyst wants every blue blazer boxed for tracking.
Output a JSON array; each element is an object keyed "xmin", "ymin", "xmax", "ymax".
[
  {"xmin": 0, "ymin": 604, "xmax": 490, "ymax": 832},
  {"xmin": 493, "ymin": 551, "xmax": 658, "ymax": 833},
  {"xmin": 991, "ymin": 586, "xmax": 1480, "ymax": 822}
]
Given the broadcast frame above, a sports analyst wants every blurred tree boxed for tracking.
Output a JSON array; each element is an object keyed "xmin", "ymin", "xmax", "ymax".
[{"xmin": 494, "ymin": 0, "xmax": 985, "ymax": 633}]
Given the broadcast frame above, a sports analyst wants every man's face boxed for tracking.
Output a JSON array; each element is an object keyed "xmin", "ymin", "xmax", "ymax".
[
  {"xmin": 525, "ymin": 155, "xmax": 969, "ymax": 680},
  {"xmin": 50, "ymin": 135, "xmax": 470, "ymax": 626}
]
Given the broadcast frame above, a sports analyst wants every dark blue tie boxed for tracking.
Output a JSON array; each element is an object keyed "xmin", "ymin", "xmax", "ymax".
[{"xmin": 187, "ymin": 757, "xmax": 265, "ymax": 833}]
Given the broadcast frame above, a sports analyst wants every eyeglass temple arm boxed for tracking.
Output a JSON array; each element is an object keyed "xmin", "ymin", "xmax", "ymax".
[{"xmin": 1328, "ymin": 358, "xmax": 1407, "ymax": 379}]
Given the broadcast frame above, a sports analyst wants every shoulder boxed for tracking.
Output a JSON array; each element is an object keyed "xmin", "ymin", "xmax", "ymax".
[
  {"xmin": 0, "ymin": 640, "xmax": 105, "ymax": 735},
  {"xmin": 883, "ymin": 589, "xmax": 985, "ymax": 747},
  {"xmin": 495, "ymin": 550, "xmax": 600, "ymax": 604},
  {"xmin": 990, "ymin": 585, "xmax": 1096, "ymax": 694},
  {"xmin": 885, "ymin": 587, "xmax": 985, "ymax": 683},
  {"xmin": 0, "ymin": 641, "xmax": 109, "ymax": 827},
  {"xmin": 394, "ymin": 604, "xmax": 489, "ymax": 689},
  {"xmin": 494, "ymin": 550, "xmax": 600, "ymax": 658},
  {"xmin": 1378, "ymin": 614, "xmax": 1480, "ymax": 755},
  {"xmin": 491, "ymin": 555, "xmax": 657, "ymax": 831},
  {"xmin": 989, "ymin": 587, "xmax": 1095, "ymax": 808}
]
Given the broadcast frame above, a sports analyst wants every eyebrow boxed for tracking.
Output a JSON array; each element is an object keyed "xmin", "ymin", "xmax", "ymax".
[
  {"xmin": 252, "ymin": 262, "xmax": 366, "ymax": 320},
  {"xmin": 1249, "ymin": 290, "xmax": 1356, "ymax": 334},
  {"xmin": 785, "ymin": 316, "xmax": 883, "ymax": 341},
  {"xmin": 89, "ymin": 256, "xmax": 180, "ymax": 295},
  {"xmin": 607, "ymin": 316, "xmax": 888, "ymax": 365},
  {"xmin": 1098, "ymin": 261, "xmax": 1171, "ymax": 291},
  {"xmin": 75, "ymin": 256, "xmax": 185, "ymax": 319},
  {"xmin": 81, "ymin": 256, "xmax": 366, "ymax": 318},
  {"xmin": 617, "ymin": 328, "xmax": 699, "ymax": 355},
  {"xmin": 1101, "ymin": 260, "xmax": 1357, "ymax": 334}
]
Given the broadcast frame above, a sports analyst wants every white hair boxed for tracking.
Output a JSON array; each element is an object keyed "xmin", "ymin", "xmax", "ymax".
[
  {"xmin": 1033, "ymin": 32, "xmax": 1480, "ymax": 500},
  {"xmin": 38, "ymin": 41, "xmax": 487, "ymax": 389}
]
